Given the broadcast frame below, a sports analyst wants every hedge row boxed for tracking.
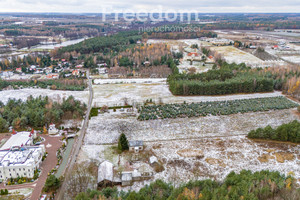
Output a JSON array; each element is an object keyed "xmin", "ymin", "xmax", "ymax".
[{"xmin": 138, "ymin": 97, "xmax": 298, "ymax": 120}]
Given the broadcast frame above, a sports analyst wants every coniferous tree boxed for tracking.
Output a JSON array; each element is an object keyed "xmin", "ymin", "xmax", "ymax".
[{"xmin": 118, "ymin": 133, "xmax": 129, "ymax": 152}]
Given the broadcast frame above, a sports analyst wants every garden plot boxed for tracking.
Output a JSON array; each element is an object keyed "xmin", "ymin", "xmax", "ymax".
[
  {"xmin": 84, "ymin": 108, "xmax": 298, "ymax": 145},
  {"xmin": 92, "ymin": 81, "xmax": 284, "ymax": 107},
  {"xmin": 0, "ymin": 88, "xmax": 89, "ymax": 104},
  {"xmin": 210, "ymin": 46, "xmax": 263, "ymax": 66}
]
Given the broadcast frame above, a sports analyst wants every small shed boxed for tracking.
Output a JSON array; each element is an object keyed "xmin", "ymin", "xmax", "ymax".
[
  {"xmin": 98, "ymin": 161, "xmax": 114, "ymax": 183},
  {"xmin": 132, "ymin": 170, "xmax": 142, "ymax": 181},
  {"xmin": 149, "ymin": 156, "xmax": 158, "ymax": 165},
  {"xmin": 121, "ymin": 171, "xmax": 133, "ymax": 186},
  {"xmin": 129, "ymin": 140, "xmax": 144, "ymax": 153}
]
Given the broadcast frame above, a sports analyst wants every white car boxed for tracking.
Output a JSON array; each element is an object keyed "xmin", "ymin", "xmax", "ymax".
[{"xmin": 40, "ymin": 194, "xmax": 47, "ymax": 200}]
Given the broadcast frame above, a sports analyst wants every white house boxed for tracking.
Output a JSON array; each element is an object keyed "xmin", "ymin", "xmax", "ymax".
[{"xmin": 0, "ymin": 145, "xmax": 45, "ymax": 180}]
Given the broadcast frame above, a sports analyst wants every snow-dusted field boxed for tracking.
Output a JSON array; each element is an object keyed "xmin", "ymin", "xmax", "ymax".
[
  {"xmin": 80, "ymin": 87, "xmax": 300, "ymax": 189},
  {"xmin": 84, "ymin": 108, "xmax": 298, "ymax": 145},
  {"xmin": 281, "ymin": 55, "xmax": 300, "ymax": 64},
  {"xmin": 148, "ymin": 136, "xmax": 300, "ymax": 187},
  {"xmin": 92, "ymin": 81, "xmax": 284, "ymax": 107},
  {"xmin": 210, "ymin": 46, "xmax": 263, "ymax": 66},
  {"xmin": 94, "ymin": 78, "xmax": 166, "ymax": 84},
  {"xmin": 0, "ymin": 88, "xmax": 89, "ymax": 104},
  {"xmin": 147, "ymin": 39, "xmax": 211, "ymax": 47},
  {"xmin": 80, "ymin": 134, "xmax": 300, "ymax": 190}
]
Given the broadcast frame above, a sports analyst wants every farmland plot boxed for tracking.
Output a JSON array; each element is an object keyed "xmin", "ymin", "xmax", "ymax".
[{"xmin": 92, "ymin": 81, "xmax": 284, "ymax": 107}]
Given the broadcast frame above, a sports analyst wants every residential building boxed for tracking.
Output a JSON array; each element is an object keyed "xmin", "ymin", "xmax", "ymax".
[
  {"xmin": 0, "ymin": 131, "xmax": 44, "ymax": 181},
  {"xmin": 0, "ymin": 145, "xmax": 45, "ymax": 180},
  {"xmin": 129, "ymin": 140, "xmax": 143, "ymax": 153}
]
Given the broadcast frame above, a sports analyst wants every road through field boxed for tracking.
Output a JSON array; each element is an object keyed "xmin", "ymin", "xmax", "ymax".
[{"xmin": 55, "ymin": 71, "xmax": 93, "ymax": 200}]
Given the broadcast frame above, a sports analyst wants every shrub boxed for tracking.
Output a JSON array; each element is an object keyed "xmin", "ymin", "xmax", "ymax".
[{"xmin": 43, "ymin": 175, "xmax": 61, "ymax": 192}]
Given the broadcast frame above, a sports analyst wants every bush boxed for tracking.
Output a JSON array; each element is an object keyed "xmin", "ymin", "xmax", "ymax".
[
  {"xmin": 0, "ymin": 189, "xmax": 8, "ymax": 195},
  {"xmin": 43, "ymin": 175, "xmax": 61, "ymax": 192}
]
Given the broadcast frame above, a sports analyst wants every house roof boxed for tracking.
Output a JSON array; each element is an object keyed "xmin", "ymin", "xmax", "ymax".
[
  {"xmin": 129, "ymin": 140, "xmax": 143, "ymax": 147},
  {"xmin": 0, "ymin": 132, "xmax": 32, "ymax": 150},
  {"xmin": 188, "ymin": 52, "xmax": 199, "ymax": 57},
  {"xmin": 98, "ymin": 161, "xmax": 113, "ymax": 183}
]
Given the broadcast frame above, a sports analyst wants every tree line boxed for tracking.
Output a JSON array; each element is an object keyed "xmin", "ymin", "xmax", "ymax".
[
  {"xmin": 0, "ymin": 79, "xmax": 87, "ymax": 91},
  {"xmin": 248, "ymin": 120, "xmax": 300, "ymax": 143},
  {"xmin": 74, "ymin": 170, "xmax": 299, "ymax": 200}
]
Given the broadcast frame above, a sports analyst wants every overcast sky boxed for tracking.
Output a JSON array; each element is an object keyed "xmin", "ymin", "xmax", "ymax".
[{"xmin": 0, "ymin": 0, "xmax": 299, "ymax": 13}]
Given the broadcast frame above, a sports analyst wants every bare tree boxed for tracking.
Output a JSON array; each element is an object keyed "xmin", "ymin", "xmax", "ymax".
[{"xmin": 64, "ymin": 162, "xmax": 98, "ymax": 199}]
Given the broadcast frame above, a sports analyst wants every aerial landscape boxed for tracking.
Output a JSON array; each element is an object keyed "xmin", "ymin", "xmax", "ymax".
[{"xmin": 0, "ymin": 1, "xmax": 299, "ymax": 200}]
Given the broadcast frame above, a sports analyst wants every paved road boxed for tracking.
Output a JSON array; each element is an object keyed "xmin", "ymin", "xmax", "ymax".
[{"xmin": 56, "ymin": 71, "xmax": 93, "ymax": 200}]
